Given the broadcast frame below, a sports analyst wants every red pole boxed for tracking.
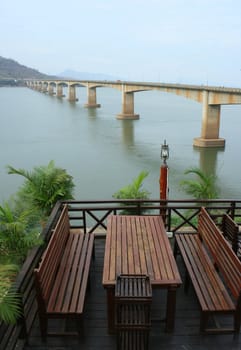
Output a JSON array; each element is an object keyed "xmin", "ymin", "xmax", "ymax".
[
  {"xmin": 160, "ymin": 163, "xmax": 168, "ymax": 223},
  {"xmin": 160, "ymin": 163, "xmax": 168, "ymax": 200}
]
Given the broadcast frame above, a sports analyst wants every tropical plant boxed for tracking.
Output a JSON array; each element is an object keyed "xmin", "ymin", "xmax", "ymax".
[
  {"xmin": 0, "ymin": 201, "xmax": 42, "ymax": 264},
  {"xmin": 113, "ymin": 171, "xmax": 150, "ymax": 214},
  {"xmin": 180, "ymin": 167, "xmax": 219, "ymax": 199},
  {"xmin": 7, "ymin": 160, "xmax": 75, "ymax": 218},
  {"xmin": 0, "ymin": 264, "xmax": 22, "ymax": 324}
]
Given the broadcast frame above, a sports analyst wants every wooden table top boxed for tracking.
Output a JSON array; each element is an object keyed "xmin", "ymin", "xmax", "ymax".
[{"xmin": 102, "ymin": 215, "xmax": 182, "ymax": 288}]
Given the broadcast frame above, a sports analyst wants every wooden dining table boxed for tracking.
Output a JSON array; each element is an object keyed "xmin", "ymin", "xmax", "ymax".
[{"xmin": 102, "ymin": 214, "xmax": 182, "ymax": 333}]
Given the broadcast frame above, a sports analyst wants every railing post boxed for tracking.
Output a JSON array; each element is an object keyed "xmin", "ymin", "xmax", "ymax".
[
  {"xmin": 230, "ymin": 201, "xmax": 236, "ymax": 219},
  {"xmin": 83, "ymin": 210, "xmax": 87, "ymax": 233},
  {"xmin": 167, "ymin": 207, "xmax": 172, "ymax": 232}
]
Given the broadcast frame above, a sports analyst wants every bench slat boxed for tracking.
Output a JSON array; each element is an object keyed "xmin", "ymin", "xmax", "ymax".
[{"xmin": 76, "ymin": 234, "xmax": 94, "ymax": 311}]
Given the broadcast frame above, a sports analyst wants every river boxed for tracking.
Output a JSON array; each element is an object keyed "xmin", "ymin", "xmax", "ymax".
[{"xmin": 0, "ymin": 86, "xmax": 241, "ymax": 202}]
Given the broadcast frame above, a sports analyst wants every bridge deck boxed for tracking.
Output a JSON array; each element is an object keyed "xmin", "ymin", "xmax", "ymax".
[{"xmin": 24, "ymin": 237, "xmax": 241, "ymax": 350}]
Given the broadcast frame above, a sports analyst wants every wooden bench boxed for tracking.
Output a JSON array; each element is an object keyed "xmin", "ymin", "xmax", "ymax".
[
  {"xmin": 174, "ymin": 207, "xmax": 241, "ymax": 334},
  {"xmin": 34, "ymin": 204, "xmax": 94, "ymax": 340},
  {"xmin": 222, "ymin": 213, "xmax": 241, "ymax": 260}
]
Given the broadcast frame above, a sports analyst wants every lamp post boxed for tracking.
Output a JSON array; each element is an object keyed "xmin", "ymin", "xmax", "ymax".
[{"xmin": 159, "ymin": 140, "xmax": 169, "ymax": 222}]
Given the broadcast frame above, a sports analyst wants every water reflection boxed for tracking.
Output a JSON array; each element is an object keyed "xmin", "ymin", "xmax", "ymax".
[
  {"xmin": 194, "ymin": 147, "xmax": 224, "ymax": 176},
  {"xmin": 87, "ymin": 108, "xmax": 97, "ymax": 119},
  {"xmin": 68, "ymin": 100, "xmax": 78, "ymax": 108},
  {"xmin": 120, "ymin": 120, "xmax": 135, "ymax": 146}
]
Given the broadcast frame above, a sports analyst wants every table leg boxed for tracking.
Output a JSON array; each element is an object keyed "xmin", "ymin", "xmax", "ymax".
[
  {"xmin": 165, "ymin": 286, "xmax": 177, "ymax": 332},
  {"xmin": 106, "ymin": 287, "xmax": 115, "ymax": 334}
]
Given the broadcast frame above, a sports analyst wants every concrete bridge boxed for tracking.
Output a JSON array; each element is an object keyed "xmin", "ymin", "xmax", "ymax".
[{"xmin": 25, "ymin": 79, "xmax": 241, "ymax": 148}]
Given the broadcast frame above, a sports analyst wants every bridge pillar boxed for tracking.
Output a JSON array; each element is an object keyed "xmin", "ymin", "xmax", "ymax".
[
  {"xmin": 42, "ymin": 83, "xmax": 48, "ymax": 93},
  {"xmin": 48, "ymin": 84, "xmax": 54, "ymax": 95},
  {"xmin": 68, "ymin": 85, "xmax": 78, "ymax": 102},
  {"xmin": 193, "ymin": 91, "xmax": 225, "ymax": 147},
  {"xmin": 56, "ymin": 84, "xmax": 64, "ymax": 97},
  {"xmin": 84, "ymin": 86, "xmax": 100, "ymax": 108},
  {"xmin": 117, "ymin": 89, "xmax": 139, "ymax": 120},
  {"xmin": 36, "ymin": 82, "xmax": 42, "ymax": 91}
]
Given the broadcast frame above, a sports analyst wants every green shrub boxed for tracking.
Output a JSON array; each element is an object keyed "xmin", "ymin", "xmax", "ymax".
[
  {"xmin": 7, "ymin": 160, "xmax": 75, "ymax": 218},
  {"xmin": 0, "ymin": 201, "xmax": 42, "ymax": 264},
  {"xmin": 180, "ymin": 167, "xmax": 219, "ymax": 199},
  {"xmin": 113, "ymin": 171, "xmax": 150, "ymax": 214}
]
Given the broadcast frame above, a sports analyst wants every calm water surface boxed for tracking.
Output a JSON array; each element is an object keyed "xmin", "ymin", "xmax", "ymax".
[{"xmin": 0, "ymin": 86, "xmax": 241, "ymax": 202}]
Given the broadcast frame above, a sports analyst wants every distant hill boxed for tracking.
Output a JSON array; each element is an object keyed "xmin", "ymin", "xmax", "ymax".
[
  {"xmin": 0, "ymin": 56, "xmax": 51, "ymax": 80},
  {"xmin": 0, "ymin": 56, "xmax": 121, "ymax": 84},
  {"xmin": 58, "ymin": 69, "xmax": 120, "ymax": 81}
]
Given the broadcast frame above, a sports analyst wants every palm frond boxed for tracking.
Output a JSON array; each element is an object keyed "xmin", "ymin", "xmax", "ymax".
[
  {"xmin": 0, "ymin": 264, "xmax": 21, "ymax": 324},
  {"xmin": 0, "ymin": 287, "xmax": 22, "ymax": 324},
  {"xmin": 180, "ymin": 167, "xmax": 219, "ymax": 199}
]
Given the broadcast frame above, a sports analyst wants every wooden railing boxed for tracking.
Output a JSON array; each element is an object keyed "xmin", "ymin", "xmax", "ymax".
[
  {"xmin": 1, "ymin": 198, "xmax": 241, "ymax": 349},
  {"xmin": 62, "ymin": 199, "xmax": 241, "ymax": 234}
]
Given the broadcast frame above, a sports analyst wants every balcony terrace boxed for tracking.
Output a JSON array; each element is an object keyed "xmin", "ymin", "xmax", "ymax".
[{"xmin": 1, "ymin": 199, "xmax": 241, "ymax": 350}]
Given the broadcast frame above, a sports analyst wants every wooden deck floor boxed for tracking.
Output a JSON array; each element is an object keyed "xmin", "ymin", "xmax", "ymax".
[{"xmin": 24, "ymin": 237, "xmax": 241, "ymax": 350}]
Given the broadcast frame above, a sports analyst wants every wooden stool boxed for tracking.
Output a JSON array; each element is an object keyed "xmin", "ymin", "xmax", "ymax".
[{"xmin": 115, "ymin": 274, "xmax": 152, "ymax": 350}]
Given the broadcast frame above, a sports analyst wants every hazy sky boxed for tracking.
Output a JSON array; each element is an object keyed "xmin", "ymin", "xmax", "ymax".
[{"xmin": 1, "ymin": 0, "xmax": 241, "ymax": 86}]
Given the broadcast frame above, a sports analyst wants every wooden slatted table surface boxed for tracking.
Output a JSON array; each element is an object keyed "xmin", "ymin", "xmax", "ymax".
[{"xmin": 102, "ymin": 215, "xmax": 182, "ymax": 333}]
